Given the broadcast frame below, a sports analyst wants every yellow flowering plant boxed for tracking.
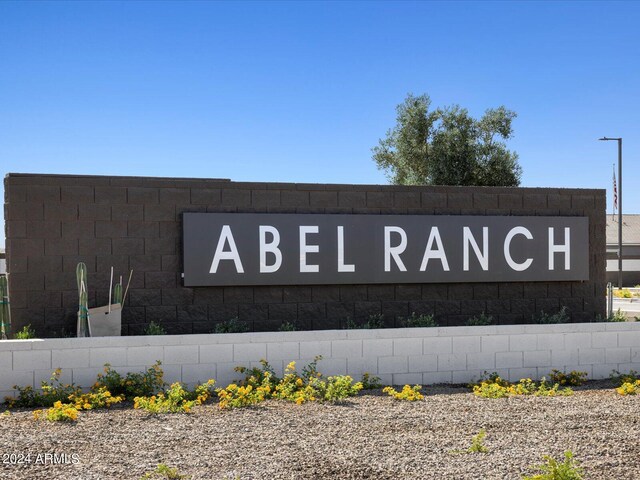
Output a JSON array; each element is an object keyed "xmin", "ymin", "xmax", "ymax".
[
  {"xmin": 549, "ymin": 370, "xmax": 587, "ymax": 387},
  {"xmin": 616, "ymin": 379, "xmax": 640, "ymax": 396},
  {"xmin": 383, "ymin": 384, "xmax": 424, "ymax": 401},
  {"xmin": 134, "ymin": 380, "xmax": 216, "ymax": 414},
  {"xmin": 69, "ymin": 386, "xmax": 124, "ymax": 411},
  {"xmin": 33, "ymin": 401, "xmax": 79, "ymax": 422},
  {"xmin": 93, "ymin": 361, "xmax": 165, "ymax": 399},
  {"xmin": 473, "ymin": 377, "xmax": 573, "ymax": 398}
]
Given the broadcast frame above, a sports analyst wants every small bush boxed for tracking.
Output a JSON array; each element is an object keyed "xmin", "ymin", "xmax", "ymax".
[
  {"xmin": 609, "ymin": 308, "xmax": 627, "ymax": 322},
  {"xmin": 613, "ymin": 288, "xmax": 633, "ymax": 299},
  {"xmin": 548, "ymin": 370, "xmax": 587, "ymax": 387},
  {"xmin": 6, "ymin": 368, "xmax": 80, "ymax": 408},
  {"xmin": 473, "ymin": 377, "xmax": 573, "ymax": 398},
  {"xmin": 217, "ymin": 382, "xmax": 272, "ymax": 409},
  {"xmin": 70, "ymin": 387, "xmax": 123, "ymax": 410},
  {"xmin": 532, "ymin": 306, "xmax": 569, "ymax": 324},
  {"xmin": 344, "ymin": 315, "xmax": 386, "ymax": 329},
  {"xmin": 383, "ymin": 384, "xmax": 424, "ymax": 401},
  {"xmin": 360, "ymin": 373, "xmax": 382, "ymax": 390},
  {"xmin": 135, "ymin": 380, "xmax": 215, "ymax": 414},
  {"xmin": 33, "ymin": 401, "xmax": 79, "ymax": 422},
  {"xmin": 214, "ymin": 317, "xmax": 249, "ymax": 333},
  {"xmin": 523, "ymin": 451, "xmax": 584, "ymax": 480},
  {"xmin": 144, "ymin": 321, "xmax": 166, "ymax": 335},
  {"xmin": 14, "ymin": 324, "xmax": 36, "ymax": 339},
  {"xmin": 466, "ymin": 312, "xmax": 493, "ymax": 326},
  {"xmin": 278, "ymin": 322, "xmax": 297, "ymax": 331},
  {"xmin": 468, "ymin": 429, "xmax": 489, "ymax": 453},
  {"xmin": 314, "ymin": 375, "xmax": 363, "ymax": 403},
  {"xmin": 140, "ymin": 464, "xmax": 188, "ymax": 480},
  {"xmin": 610, "ymin": 369, "xmax": 639, "ymax": 387},
  {"xmin": 616, "ymin": 379, "xmax": 640, "ymax": 396},
  {"xmin": 93, "ymin": 361, "xmax": 165, "ymax": 399},
  {"xmin": 403, "ymin": 312, "xmax": 438, "ymax": 328}
]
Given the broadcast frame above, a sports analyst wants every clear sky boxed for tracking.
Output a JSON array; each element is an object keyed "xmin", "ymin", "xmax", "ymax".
[{"xmin": 1, "ymin": 1, "xmax": 639, "ymax": 248}]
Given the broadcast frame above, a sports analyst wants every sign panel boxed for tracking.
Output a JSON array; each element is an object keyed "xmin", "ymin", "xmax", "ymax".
[{"xmin": 183, "ymin": 213, "xmax": 589, "ymax": 286}]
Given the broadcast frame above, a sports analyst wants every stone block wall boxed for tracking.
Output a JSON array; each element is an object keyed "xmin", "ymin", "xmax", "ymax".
[{"xmin": 3, "ymin": 173, "xmax": 605, "ymax": 337}]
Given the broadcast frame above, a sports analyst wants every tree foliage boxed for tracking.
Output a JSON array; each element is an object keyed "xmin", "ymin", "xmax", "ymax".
[{"xmin": 372, "ymin": 94, "xmax": 522, "ymax": 186}]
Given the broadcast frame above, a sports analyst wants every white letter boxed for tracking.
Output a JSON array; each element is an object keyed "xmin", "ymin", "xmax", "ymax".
[
  {"xmin": 549, "ymin": 227, "xmax": 570, "ymax": 270},
  {"xmin": 337, "ymin": 226, "xmax": 355, "ymax": 272},
  {"xmin": 463, "ymin": 227, "xmax": 489, "ymax": 271},
  {"xmin": 259, "ymin": 225, "xmax": 282, "ymax": 273},
  {"xmin": 384, "ymin": 226, "xmax": 407, "ymax": 272},
  {"xmin": 209, "ymin": 225, "xmax": 244, "ymax": 273},
  {"xmin": 420, "ymin": 226, "xmax": 450, "ymax": 271},
  {"xmin": 504, "ymin": 226, "xmax": 533, "ymax": 271},
  {"xmin": 300, "ymin": 226, "xmax": 319, "ymax": 273}
]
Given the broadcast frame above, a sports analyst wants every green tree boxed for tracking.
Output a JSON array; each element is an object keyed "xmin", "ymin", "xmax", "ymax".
[{"xmin": 372, "ymin": 93, "xmax": 522, "ymax": 186}]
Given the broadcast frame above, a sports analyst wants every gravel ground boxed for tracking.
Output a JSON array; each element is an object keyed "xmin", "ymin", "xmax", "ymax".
[{"xmin": 1, "ymin": 381, "xmax": 639, "ymax": 480}]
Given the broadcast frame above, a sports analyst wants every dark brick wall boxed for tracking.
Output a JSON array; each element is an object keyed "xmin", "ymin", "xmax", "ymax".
[{"xmin": 3, "ymin": 173, "xmax": 606, "ymax": 337}]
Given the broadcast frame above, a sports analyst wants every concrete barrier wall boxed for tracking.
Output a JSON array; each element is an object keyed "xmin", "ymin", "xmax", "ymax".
[{"xmin": 2, "ymin": 323, "xmax": 638, "ymax": 398}]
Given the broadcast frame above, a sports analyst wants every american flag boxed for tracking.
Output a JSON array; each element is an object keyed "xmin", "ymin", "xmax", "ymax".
[{"xmin": 613, "ymin": 165, "xmax": 618, "ymax": 212}]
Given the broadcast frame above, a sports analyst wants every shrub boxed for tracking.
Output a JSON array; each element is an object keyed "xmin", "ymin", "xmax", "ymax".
[
  {"xmin": 144, "ymin": 321, "xmax": 166, "ymax": 335},
  {"xmin": 134, "ymin": 380, "xmax": 215, "ymax": 414},
  {"xmin": 532, "ymin": 306, "xmax": 569, "ymax": 324},
  {"xmin": 344, "ymin": 315, "xmax": 386, "ymax": 329},
  {"xmin": 360, "ymin": 373, "xmax": 382, "ymax": 390},
  {"xmin": 466, "ymin": 312, "xmax": 493, "ymax": 326},
  {"xmin": 402, "ymin": 312, "xmax": 438, "ymax": 328},
  {"xmin": 272, "ymin": 361, "xmax": 319, "ymax": 405},
  {"xmin": 314, "ymin": 375, "xmax": 363, "ymax": 402},
  {"xmin": 609, "ymin": 308, "xmax": 627, "ymax": 322},
  {"xmin": 613, "ymin": 288, "xmax": 633, "ymax": 299},
  {"xmin": 548, "ymin": 370, "xmax": 587, "ymax": 387},
  {"xmin": 33, "ymin": 401, "xmax": 79, "ymax": 422},
  {"xmin": 473, "ymin": 377, "xmax": 573, "ymax": 398},
  {"xmin": 610, "ymin": 369, "xmax": 639, "ymax": 387},
  {"xmin": 468, "ymin": 429, "xmax": 489, "ymax": 453},
  {"xmin": 616, "ymin": 379, "xmax": 640, "ymax": 396},
  {"xmin": 523, "ymin": 451, "xmax": 584, "ymax": 480},
  {"xmin": 69, "ymin": 387, "xmax": 124, "ymax": 410},
  {"xmin": 14, "ymin": 324, "xmax": 36, "ymax": 339},
  {"xmin": 214, "ymin": 317, "xmax": 249, "ymax": 333},
  {"xmin": 217, "ymin": 382, "xmax": 271, "ymax": 409},
  {"xmin": 5, "ymin": 368, "xmax": 80, "ymax": 408},
  {"xmin": 383, "ymin": 384, "xmax": 424, "ymax": 401},
  {"xmin": 278, "ymin": 322, "xmax": 297, "ymax": 331},
  {"xmin": 93, "ymin": 361, "xmax": 165, "ymax": 399},
  {"xmin": 140, "ymin": 463, "xmax": 188, "ymax": 480}
]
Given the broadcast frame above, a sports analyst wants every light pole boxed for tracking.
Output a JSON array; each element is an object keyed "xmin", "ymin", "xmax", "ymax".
[{"xmin": 599, "ymin": 136, "xmax": 623, "ymax": 289}]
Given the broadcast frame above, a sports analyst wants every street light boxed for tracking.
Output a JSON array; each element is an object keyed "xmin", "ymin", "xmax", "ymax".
[{"xmin": 599, "ymin": 136, "xmax": 623, "ymax": 289}]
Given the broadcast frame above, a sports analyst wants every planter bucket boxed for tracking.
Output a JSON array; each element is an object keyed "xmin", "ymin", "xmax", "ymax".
[{"xmin": 88, "ymin": 304, "xmax": 122, "ymax": 337}]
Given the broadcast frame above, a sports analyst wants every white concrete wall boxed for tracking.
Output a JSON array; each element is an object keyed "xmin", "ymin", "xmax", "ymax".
[{"xmin": 2, "ymin": 323, "xmax": 640, "ymax": 399}]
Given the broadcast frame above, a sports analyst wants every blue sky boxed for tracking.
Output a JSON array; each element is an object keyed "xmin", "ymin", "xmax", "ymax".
[{"xmin": 1, "ymin": 1, "xmax": 639, "ymax": 248}]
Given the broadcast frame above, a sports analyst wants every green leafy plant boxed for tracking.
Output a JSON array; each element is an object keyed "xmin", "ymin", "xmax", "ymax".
[
  {"xmin": 468, "ymin": 428, "xmax": 489, "ymax": 453},
  {"xmin": 383, "ymin": 384, "xmax": 424, "ymax": 401},
  {"xmin": 609, "ymin": 308, "xmax": 627, "ymax": 322},
  {"xmin": 403, "ymin": 312, "xmax": 438, "ymax": 328},
  {"xmin": 93, "ymin": 361, "xmax": 165, "ymax": 399},
  {"xmin": 140, "ymin": 463, "xmax": 188, "ymax": 480},
  {"xmin": 134, "ymin": 380, "xmax": 215, "ymax": 414},
  {"xmin": 549, "ymin": 370, "xmax": 587, "ymax": 387},
  {"xmin": 214, "ymin": 317, "xmax": 249, "ymax": 333},
  {"xmin": 344, "ymin": 314, "xmax": 386, "ymax": 329},
  {"xmin": 532, "ymin": 306, "xmax": 569, "ymax": 324},
  {"xmin": 360, "ymin": 373, "xmax": 382, "ymax": 390},
  {"xmin": 13, "ymin": 324, "xmax": 36, "ymax": 339},
  {"xmin": 5, "ymin": 368, "xmax": 80, "ymax": 408},
  {"xmin": 616, "ymin": 379, "xmax": 640, "ymax": 396},
  {"xmin": 278, "ymin": 322, "xmax": 297, "ymax": 331},
  {"xmin": 466, "ymin": 312, "xmax": 493, "ymax": 326},
  {"xmin": 144, "ymin": 321, "xmax": 166, "ymax": 335},
  {"xmin": 523, "ymin": 451, "xmax": 584, "ymax": 480}
]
